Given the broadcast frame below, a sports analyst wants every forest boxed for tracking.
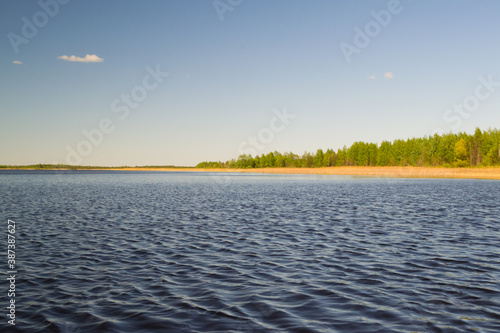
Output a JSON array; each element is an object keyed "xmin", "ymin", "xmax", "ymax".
[{"xmin": 197, "ymin": 128, "xmax": 500, "ymax": 169}]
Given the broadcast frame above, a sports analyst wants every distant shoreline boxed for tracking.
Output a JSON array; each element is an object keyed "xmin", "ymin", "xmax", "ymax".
[
  {"xmin": 118, "ymin": 166, "xmax": 500, "ymax": 180},
  {"xmin": 3, "ymin": 166, "xmax": 497, "ymax": 180}
]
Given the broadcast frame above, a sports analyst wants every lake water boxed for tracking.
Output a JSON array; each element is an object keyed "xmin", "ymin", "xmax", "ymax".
[{"xmin": 1, "ymin": 170, "xmax": 499, "ymax": 332}]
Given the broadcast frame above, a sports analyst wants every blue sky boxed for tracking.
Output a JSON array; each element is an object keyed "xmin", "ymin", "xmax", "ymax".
[{"xmin": 1, "ymin": 0, "xmax": 500, "ymax": 166}]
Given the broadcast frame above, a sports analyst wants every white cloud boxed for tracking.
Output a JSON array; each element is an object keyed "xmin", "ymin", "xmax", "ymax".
[
  {"xmin": 57, "ymin": 54, "xmax": 103, "ymax": 63},
  {"xmin": 12, "ymin": 60, "xmax": 22, "ymax": 65},
  {"xmin": 367, "ymin": 76, "xmax": 376, "ymax": 79},
  {"xmin": 384, "ymin": 72, "xmax": 394, "ymax": 79}
]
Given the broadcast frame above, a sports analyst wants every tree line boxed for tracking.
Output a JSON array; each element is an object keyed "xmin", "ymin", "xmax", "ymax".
[{"xmin": 197, "ymin": 128, "xmax": 500, "ymax": 169}]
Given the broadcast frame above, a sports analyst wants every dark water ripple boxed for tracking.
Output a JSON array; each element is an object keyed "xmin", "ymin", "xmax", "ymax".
[{"xmin": 1, "ymin": 170, "xmax": 499, "ymax": 332}]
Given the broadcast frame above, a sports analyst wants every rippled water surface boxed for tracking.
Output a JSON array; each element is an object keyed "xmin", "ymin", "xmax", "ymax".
[{"xmin": 1, "ymin": 170, "xmax": 499, "ymax": 332}]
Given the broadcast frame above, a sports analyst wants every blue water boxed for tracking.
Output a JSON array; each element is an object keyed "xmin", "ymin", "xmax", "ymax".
[{"xmin": 1, "ymin": 170, "xmax": 499, "ymax": 332}]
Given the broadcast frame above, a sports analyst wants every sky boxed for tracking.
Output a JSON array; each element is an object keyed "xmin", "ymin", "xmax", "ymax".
[{"xmin": 1, "ymin": 0, "xmax": 500, "ymax": 166}]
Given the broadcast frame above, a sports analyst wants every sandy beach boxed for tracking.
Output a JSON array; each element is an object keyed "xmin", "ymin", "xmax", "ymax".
[{"xmin": 113, "ymin": 166, "xmax": 500, "ymax": 180}]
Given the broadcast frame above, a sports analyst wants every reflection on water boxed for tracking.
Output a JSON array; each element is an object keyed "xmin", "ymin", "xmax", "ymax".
[{"xmin": 1, "ymin": 171, "xmax": 499, "ymax": 332}]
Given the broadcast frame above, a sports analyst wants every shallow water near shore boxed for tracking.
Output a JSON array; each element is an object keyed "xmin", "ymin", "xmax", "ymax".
[{"xmin": 1, "ymin": 170, "xmax": 499, "ymax": 332}]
